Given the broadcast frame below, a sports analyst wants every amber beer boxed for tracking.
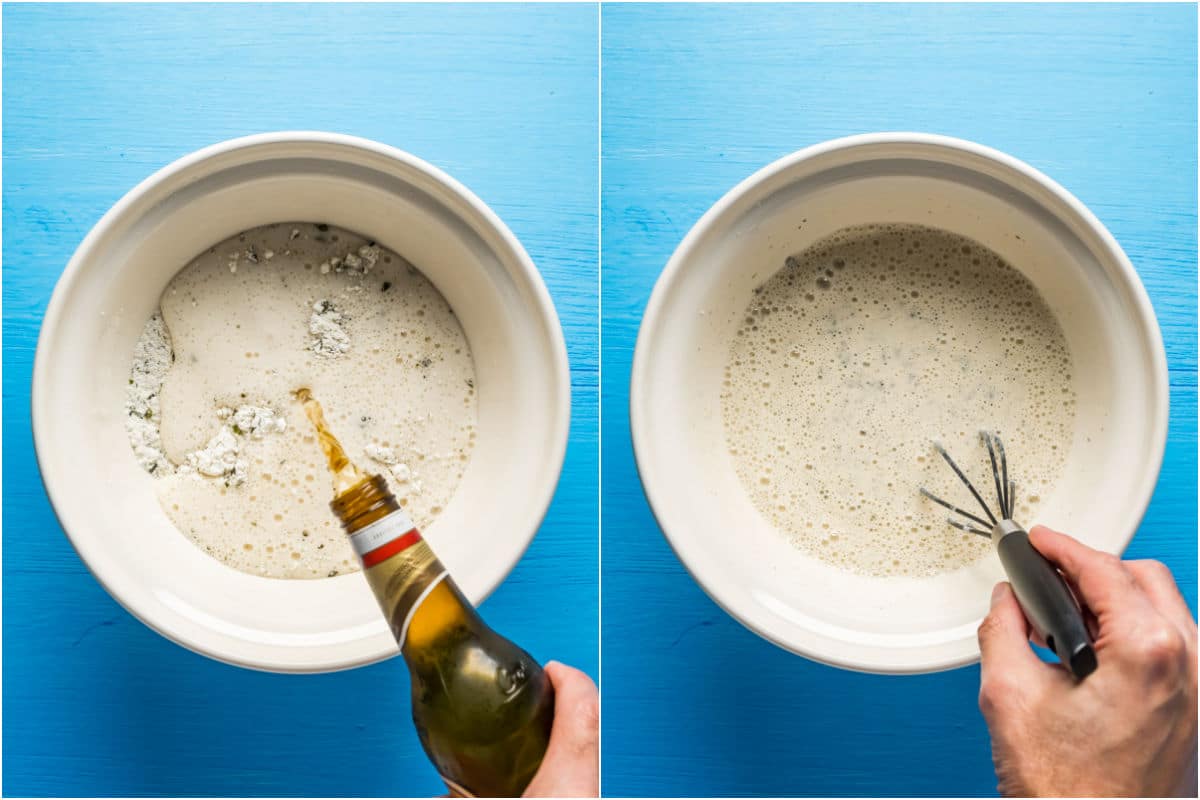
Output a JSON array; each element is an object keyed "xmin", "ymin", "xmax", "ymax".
[{"xmin": 298, "ymin": 390, "xmax": 553, "ymax": 797}]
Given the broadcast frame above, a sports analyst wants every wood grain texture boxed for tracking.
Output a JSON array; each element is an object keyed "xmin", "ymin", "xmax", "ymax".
[
  {"xmin": 601, "ymin": 4, "xmax": 1197, "ymax": 796},
  {"xmin": 2, "ymin": 4, "xmax": 597, "ymax": 796}
]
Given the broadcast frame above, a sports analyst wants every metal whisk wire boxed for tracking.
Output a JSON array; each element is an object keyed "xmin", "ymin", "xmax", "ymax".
[{"xmin": 920, "ymin": 431, "xmax": 1016, "ymax": 538}]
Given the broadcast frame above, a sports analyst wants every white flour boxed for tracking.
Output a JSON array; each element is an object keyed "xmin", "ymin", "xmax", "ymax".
[
  {"xmin": 176, "ymin": 405, "xmax": 288, "ymax": 486},
  {"xmin": 308, "ymin": 300, "xmax": 351, "ymax": 358},
  {"xmin": 126, "ymin": 222, "xmax": 477, "ymax": 579},
  {"xmin": 227, "ymin": 405, "xmax": 288, "ymax": 438},
  {"xmin": 365, "ymin": 442, "xmax": 416, "ymax": 485},
  {"xmin": 125, "ymin": 314, "xmax": 174, "ymax": 475},
  {"xmin": 183, "ymin": 428, "xmax": 244, "ymax": 483},
  {"xmin": 127, "ymin": 319, "xmax": 289, "ymax": 486}
]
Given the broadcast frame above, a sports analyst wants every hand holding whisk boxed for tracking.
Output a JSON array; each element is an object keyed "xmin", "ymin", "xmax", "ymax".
[{"xmin": 921, "ymin": 431, "xmax": 1097, "ymax": 679}]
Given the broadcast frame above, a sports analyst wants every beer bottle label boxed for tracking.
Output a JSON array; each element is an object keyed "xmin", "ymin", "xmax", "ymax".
[{"xmin": 352, "ymin": 510, "xmax": 447, "ymax": 648}]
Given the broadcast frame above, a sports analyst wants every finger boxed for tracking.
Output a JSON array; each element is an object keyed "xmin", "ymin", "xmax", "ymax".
[
  {"xmin": 978, "ymin": 582, "xmax": 1056, "ymax": 715},
  {"xmin": 1027, "ymin": 526, "xmax": 1147, "ymax": 621},
  {"xmin": 543, "ymin": 661, "xmax": 600, "ymax": 764},
  {"xmin": 1127, "ymin": 560, "xmax": 1197, "ymax": 643},
  {"xmin": 1058, "ymin": 569, "xmax": 1101, "ymax": 641},
  {"xmin": 523, "ymin": 661, "xmax": 599, "ymax": 798}
]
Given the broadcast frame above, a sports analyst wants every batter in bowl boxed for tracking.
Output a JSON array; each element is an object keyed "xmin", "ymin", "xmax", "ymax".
[
  {"xmin": 124, "ymin": 222, "xmax": 477, "ymax": 579},
  {"xmin": 721, "ymin": 224, "xmax": 1076, "ymax": 577}
]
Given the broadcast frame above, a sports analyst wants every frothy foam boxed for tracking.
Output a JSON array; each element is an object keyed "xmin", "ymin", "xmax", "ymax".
[
  {"xmin": 128, "ymin": 222, "xmax": 477, "ymax": 579},
  {"xmin": 720, "ymin": 224, "xmax": 1076, "ymax": 577}
]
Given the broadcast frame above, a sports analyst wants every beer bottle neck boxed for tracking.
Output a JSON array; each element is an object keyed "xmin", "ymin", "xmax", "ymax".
[
  {"xmin": 333, "ymin": 475, "xmax": 482, "ymax": 655},
  {"xmin": 331, "ymin": 474, "xmax": 399, "ymax": 532}
]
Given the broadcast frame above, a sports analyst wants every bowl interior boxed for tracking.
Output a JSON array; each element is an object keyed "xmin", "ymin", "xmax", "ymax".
[
  {"xmin": 633, "ymin": 139, "xmax": 1165, "ymax": 672},
  {"xmin": 34, "ymin": 137, "xmax": 568, "ymax": 672}
]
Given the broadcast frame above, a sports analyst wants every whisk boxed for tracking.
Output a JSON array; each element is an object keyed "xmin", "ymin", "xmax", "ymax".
[{"xmin": 921, "ymin": 431, "xmax": 1097, "ymax": 679}]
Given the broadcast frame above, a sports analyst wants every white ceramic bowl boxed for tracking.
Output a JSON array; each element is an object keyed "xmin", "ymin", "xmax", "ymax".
[
  {"xmin": 33, "ymin": 132, "xmax": 570, "ymax": 672},
  {"xmin": 631, "ymin": 133, "xmax": 1168, "ymax": 673}
]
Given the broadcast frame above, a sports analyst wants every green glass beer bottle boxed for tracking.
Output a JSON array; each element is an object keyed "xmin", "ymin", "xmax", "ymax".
[{"xmin": 297, "ymin": 389, "xmax": 554, "ymax": 797}]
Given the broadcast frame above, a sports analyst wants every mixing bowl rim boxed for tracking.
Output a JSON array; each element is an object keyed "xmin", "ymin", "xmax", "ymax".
[
  {"xmin": 31, "ymin": 131, "xmax": 572, "ymax": 672},
  {"xmin": 630, "ymin": 131, "xmax": 1169, "ymax": 673}
]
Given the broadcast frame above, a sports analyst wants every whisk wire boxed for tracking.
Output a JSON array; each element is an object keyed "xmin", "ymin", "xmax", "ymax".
[
  {"xmin": 997, "ymin": 436, "xmax": 1010, "ymax": 518},
  {"xmin": 981, "ymin": 432, "xmax": 1007, "ymax": 519},
  {"xmin": 919, "ymin": 487, "xmax": 993, "ymax": 530},
  {"xmin": 946, "ymin": 517, "xmax": 991, "ymax": 537},
  {"xmin": 921, "ymin": 434, "xmax": 1018, "ymax": 538},
  {"xmin": 932, "ymin": 442, "xmax": 998, "ymax": 525}
]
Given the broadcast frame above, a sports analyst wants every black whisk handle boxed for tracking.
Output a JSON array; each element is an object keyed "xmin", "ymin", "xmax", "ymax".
[{"xmin": 993, "ymin": 521, "xmax": 1097, "ymax": 680}]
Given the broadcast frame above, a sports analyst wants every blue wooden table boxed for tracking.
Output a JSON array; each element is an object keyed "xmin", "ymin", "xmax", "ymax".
[
  {"xmin": 601, "ymin": 4, "xmax": 1197, "ymax": 796},
  {"xmin": 2, "ymin": 5, "xmax": 597, "ymax": 796}
]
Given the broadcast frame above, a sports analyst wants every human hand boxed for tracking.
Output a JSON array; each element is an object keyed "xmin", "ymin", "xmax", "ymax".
[
  {"xmin": 977, "ymin": 525, "xmax": 1197, "ymax": 797},
  {"xmin": 523, "ymin": 661, "xmax": 599, "ymax": 798}
]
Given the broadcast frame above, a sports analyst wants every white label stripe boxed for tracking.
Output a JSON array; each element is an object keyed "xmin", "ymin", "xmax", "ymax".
[
  {"xmin": 398, "ymin": 570, "xmax": 449, "ymax": 648},
  {"xmin": 348, "ymin": 510, "xmax": 416, "ymax": 557}
]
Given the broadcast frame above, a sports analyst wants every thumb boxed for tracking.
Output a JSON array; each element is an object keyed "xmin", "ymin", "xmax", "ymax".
[
  {"xmin": 978, "ymin": 582, "xmax": 1054, "ymax": 710},
  {"xmin": 523, "ymin": 661, "xmax": 599, "ymax": 798}
]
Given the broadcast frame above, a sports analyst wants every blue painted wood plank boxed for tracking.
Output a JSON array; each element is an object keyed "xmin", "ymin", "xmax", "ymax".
[
  {"xmin": 3, "ymin": 4, "xmax": 598, "ymax": 796},
  {"xmin": 600, "ymin": 4, "xmax": 1197, "ymax": 796}
]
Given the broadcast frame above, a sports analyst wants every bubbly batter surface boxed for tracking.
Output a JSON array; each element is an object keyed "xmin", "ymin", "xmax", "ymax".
[
  {"xmin": 721, "ymin": 224, "xmax": 1076, "ymax": 577},
  {"xmin": 126, "ymin": 223, "xmax": 477, "ymax": 579}
]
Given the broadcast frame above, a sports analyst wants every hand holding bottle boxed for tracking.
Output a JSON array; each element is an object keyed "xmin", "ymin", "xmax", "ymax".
[
  {"xmin": 977, "ymin": 526, "xmax": 1197, "ymax": 797},
  {"xmin": 522, "ymin": 662, "xmax": 600, "ymax": 798}
]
